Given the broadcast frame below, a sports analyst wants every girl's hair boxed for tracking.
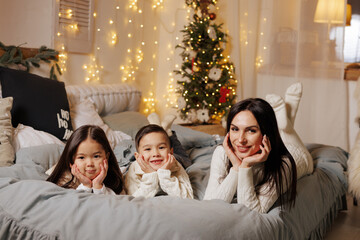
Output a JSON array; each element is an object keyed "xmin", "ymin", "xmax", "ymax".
[
  {"xmin": 135, "ymin": 124, "xmax": 171, "ymax": 150},
  {"xmin": 227, "ymin": 98, "xmax": 297, "ymax": 208},
  {"xmin": 47, "ymin": 125, "xmax": 125, "ymax": 194}
]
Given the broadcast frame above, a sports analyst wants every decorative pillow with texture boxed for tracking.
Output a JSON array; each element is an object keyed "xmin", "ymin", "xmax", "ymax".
[
  {"xmin": 102, "ymin": 111, "xmax": 149, "ymax": 139},
  {"xmin": 16, "ymin": 144, "xmax": 65, "ymax": 171},
  {"xmin": 12, "ymin": 124, "xmax": 65, "ymax": 152},
  {"xmin": 0, "ymin": 67, "xmax": 73, "ymax": 141},
  {"xmin": 0, "ymin": 97, "xmax": 15, "ymax": 166},
  {"xmin": 70, "ymin": 98, "xmax": 131, "ymax": 148}
]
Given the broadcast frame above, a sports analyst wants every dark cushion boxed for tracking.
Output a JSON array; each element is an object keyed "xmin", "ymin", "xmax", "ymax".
[{"xmin": 0, "ymin": 67, "xmax": 73, "ymax": 141}]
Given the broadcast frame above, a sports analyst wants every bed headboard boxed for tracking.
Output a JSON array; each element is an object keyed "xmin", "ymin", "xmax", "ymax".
[{"xmin": 66, "ymin": 83, "xmax": 142, "ymax": 116}]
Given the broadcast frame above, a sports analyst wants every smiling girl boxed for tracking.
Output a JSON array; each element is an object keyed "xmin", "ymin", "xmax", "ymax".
[
  {"xmin": 125, "ymin": 124, "xmax": 193, "ymax": 199},
  {"xmin": 47, "ymin": 125, "xmax": 125, "ymax": 195},
  {"xmin": 204, "ymin": 98, "xmax": 298, "ymax": 213}
]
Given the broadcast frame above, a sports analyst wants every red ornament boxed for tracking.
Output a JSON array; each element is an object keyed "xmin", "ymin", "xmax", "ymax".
[
  {"xmin": 209, "ymin": 13, "xmax": 216, "ymax": 20},
  {"xmin": 219, "ymin": 87, "xmax": 230, "ymax": 103}
]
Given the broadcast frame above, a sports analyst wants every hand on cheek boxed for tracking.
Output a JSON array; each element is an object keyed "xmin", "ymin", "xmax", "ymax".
[
  {"xmin": 241, "ymin": 135, "xmax": 271, "ymax": 168},
  {"xmin": 223, "ymin": 133, "xmax": 242, "ymax": 171},
  {"xmin": 93, "ymin": 159, "xmax": 108, "ymax": 190},
  {"xmin": 71, "ymin": 164, "xmax": 92, "ymax": 188},
  {"xmin": 136, "ymin": 154, "xmax": 155, "ymax": 173},
  {"xmin": 161, "ymin": 153, "xmax": 175, "ymax": 170}
]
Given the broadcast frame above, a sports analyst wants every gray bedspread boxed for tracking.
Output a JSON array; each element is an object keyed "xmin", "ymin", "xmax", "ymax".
[{"xmin": 0, "ymin": 142, "xmax": 348, "ymax": 240}]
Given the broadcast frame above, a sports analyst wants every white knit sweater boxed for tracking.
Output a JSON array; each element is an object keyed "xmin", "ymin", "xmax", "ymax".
[
  {"xmin": 125, "ymin": 160, "xmax": 193, "ymax": 199},
  {"xmin": 204, "ymin": 146, "xmax": 291, "ymax": 213}
]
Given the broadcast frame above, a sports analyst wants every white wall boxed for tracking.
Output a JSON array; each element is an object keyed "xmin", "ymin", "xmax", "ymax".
[{"xmin": 0, "ymin": 0, "xmax": 357, "ymax": 150}]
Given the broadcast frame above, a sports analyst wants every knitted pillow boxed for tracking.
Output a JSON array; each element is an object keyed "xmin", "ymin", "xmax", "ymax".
[{"xmin": 0, "ymin": 97, "xmax": 15, "ymax": 166}]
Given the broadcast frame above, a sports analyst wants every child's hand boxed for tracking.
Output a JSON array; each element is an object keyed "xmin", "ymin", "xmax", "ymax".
[
  {"xmin": 160, "ymin": 153, "xmax": 175, "ymax": 170},
  {"xmin": 92, "ymin": 159, "xmax": 108, "ymax": 190},
  {"xmin": 241, "ymin": 135, "xmax": 271, "ymax": 168},
  {"xmin": 71, "ymin": 164, "xmax": 92, "ymax": 188},
  {"xmin": 223, "ymin": 133, "xmax": 242, "ymax": 171},
  {"xmin": 136, "ymin": 154, "xmax": 155, "ymax": 173}
]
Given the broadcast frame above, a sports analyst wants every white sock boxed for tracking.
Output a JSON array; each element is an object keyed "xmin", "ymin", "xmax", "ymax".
[
  {"xmin": 265, "ymin": 94, "xmax": 290, "ymax": 131},
  {"xmin": 161, "ymin": 114, "xmax": 176, "ymax": 136},
  {"xmin": 147, "ymin": 113, "xmax": 161, "ymax": 126},
  {"xmin": 284, "ymin": 82, "xmax": 302, "ymax": 125},
  {"xmin": 147, "ymin": 113, "xmax": 176, "ymax": 136}
]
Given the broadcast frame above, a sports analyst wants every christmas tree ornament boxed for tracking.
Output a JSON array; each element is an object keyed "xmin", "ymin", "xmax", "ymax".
[
  {"xmin": 209, "ymin": 13, "xmax": 216, "ymax": 20},
  {"xmin": 185, "ymin": 68, "xmax": 192, "ymax": 75},
  {"xmin": 221, "ymin": 116, "xmax": 227, "ymax": 129},
  {"xmin": 178, "ymin": 97, "xmax": 186, "ymax": 109},
  {"xmin": 219, "ymin": 87, "xmax": 230, "ymax": 103},
  {"xmin": 207, "ymin": 26, "xmax": 217, "ymax": 40},
  {"xmin": 196, "ymin": 9, "xmax": 202, "ymax": 18},
  {"xmin": 189, "ymin": 50, "xmax": 197, "ymax": 59},
  {"xmin": 197, "ymin": 108, "xmax": 210, "ymax": 123},
  {"xmin": 209, "ymin": 67, "xmax": 222, "ymax": 81},
  {"xmin": 183, "ymin": 76, "xmax": 191, "ymax": 83}
]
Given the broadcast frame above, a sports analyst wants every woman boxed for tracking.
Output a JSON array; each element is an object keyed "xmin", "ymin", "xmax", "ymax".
[{"xmin": 203, "ymin": 98, "xmax": 297, "ymax": 213}]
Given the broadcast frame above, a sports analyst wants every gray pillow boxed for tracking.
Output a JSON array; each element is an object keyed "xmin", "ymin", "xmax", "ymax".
[
  {"xmin": 171, "ymin": 124, "xmax": 221, "ymax": 150},
  {"xmin": 15, "ymin": 144, "xmax": 64, "ymax": 171},
  {"xmin": 102, "ymin": 111, "xmax": 148, "ymax": 139},
  {"xmin": 15, "ymin": 142, "xmax": 136, "ymax": 172}
]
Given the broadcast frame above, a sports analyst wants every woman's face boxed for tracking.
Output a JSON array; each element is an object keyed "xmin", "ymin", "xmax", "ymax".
[{"xmin": 229, "ymin": 110, "xmax": 263, "ymax": 160}]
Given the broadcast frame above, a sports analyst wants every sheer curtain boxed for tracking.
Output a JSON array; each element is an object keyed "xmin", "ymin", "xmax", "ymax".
[{"xmin": 221, "ymin": 0, "xmax": 349, "ymax": 150}]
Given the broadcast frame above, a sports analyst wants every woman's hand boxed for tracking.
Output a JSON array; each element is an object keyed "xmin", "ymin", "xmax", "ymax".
[
  {"xmin": 92, "ymin": 159, "xmax": 108, "ymax": 189},
  {"xmin": 223, "ymin": 133, "xmax": 242, "ymax": 171},
  {"xmin": 241, "ymin": 135, "xmax": 271, "ymax": 168},
  {"xmin": 136, "ymin": 154, "xmax": 155, "ymax": 173},
  {"xmin": 161, "ymin": 153, "xmax": 175, "ymax": 170},
  {"xmin": 71, "ymin": 163, "xmax": 92, "ymax": 188}
]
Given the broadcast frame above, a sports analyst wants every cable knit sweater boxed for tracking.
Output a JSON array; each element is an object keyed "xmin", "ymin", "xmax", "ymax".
[
  {"xmin": 76, "ymin": 183, "xmax": 116, "ymax": 195},
  {"xmin": 204, "ymin": 146, "xmax": 291, "ymax": 213},
  {"xmin": 125, "ymin": 160, "xmax": 193, "ymax": 199}
]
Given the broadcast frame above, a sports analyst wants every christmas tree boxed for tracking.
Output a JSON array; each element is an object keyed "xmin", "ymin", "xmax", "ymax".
[{"xmin": 174, "ymin": 0, "xmax": 236, "ymax": 124}]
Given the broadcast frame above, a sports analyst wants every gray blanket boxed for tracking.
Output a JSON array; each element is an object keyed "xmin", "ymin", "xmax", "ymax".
[{"xmin": 0, "ymin": 143, "xmax": 348, "ymax": 240}]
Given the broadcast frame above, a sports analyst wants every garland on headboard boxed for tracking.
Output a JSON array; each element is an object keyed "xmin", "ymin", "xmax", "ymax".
[{"xmin": 0, "ymin": 41, "xmax": 62, "ymax": 81}]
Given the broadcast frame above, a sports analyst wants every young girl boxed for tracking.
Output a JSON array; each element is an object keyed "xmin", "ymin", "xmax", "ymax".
[
  {"xmin": 204, "ymin": 98, "xmax": 298, "ymax": 213},
  {"xmin": 125, "ymin": 124, "xmax": 193, "ymax": 199},
  {"xmin": 47, "ymin": 125, "xmax": 125, "ymax": 195}
]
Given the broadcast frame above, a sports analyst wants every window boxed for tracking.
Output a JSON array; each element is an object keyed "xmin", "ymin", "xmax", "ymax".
[
  {"xmin": 55, "ymin": 0, "xmax": 95, "ymax": 53},
  {"xmin": 344, "ymin": 0, "xmax": 360, "ymax": 63}
]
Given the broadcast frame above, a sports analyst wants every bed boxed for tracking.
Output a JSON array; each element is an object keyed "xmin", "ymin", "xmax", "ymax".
[{"xmin": 0, "ymin": 68, "xmax": 348, "ymax": 239}]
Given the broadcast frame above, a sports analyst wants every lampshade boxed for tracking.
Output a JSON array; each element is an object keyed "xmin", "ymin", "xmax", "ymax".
[
  {"xmin": 314, "ymin": 0, "xmax": 346, "ymax": 24},
  {"xmin": 346, "ymin": 4, "xmax": 352, "ymax": 26}
]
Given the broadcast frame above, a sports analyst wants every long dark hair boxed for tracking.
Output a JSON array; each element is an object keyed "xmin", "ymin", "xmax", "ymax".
[
  {"xmin": 47, "ymin": 125, "xmax": 125, "ymax": 194},
  {"xmin": 227, "ymin": 98, "xmax": 297, "ymax": 208}
]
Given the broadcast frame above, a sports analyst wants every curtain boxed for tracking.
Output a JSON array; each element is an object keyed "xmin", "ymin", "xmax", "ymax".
[{"xmin": 220, "ymin": 0, "xmax": 349, "ymax": 150}]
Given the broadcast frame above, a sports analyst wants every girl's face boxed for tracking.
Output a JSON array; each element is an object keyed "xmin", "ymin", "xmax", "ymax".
[
  {"xmin": 137, "ymin": 132, "xmax": 173, "ymax": 171},
  {"xmin": 229, "ymin": 110, "xmax": 263, "ymax": 160},
  {"xmin": 72, "ymin": 137, "xmax": 107, "ymax": 180}
]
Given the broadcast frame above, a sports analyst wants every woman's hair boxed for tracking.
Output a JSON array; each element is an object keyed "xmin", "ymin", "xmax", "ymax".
[
  {"xmin": 226, "ymin": 98, "xmax": 297, "ymax": 208},
  {"xmin": 135, "ymin": 124, "xmax": 171, "ymax": 150},
  {"xmin": 47, "ymin": 125, "xmax": 125, "ymax": 194}
]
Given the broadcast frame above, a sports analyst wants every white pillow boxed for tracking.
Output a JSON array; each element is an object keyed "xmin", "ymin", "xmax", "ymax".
[
  {"xmin": 70, "ymin": 98, "xmax": 131, "ymax": 149},
  {"xmin": 13, "ymin": 124, "xmax": 65, "ymax": 152}
]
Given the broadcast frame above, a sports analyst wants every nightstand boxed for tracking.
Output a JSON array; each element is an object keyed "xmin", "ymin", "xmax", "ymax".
[{"xmin": 180, "ymin": 124, "xmax": 226, "ymax": 136}]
